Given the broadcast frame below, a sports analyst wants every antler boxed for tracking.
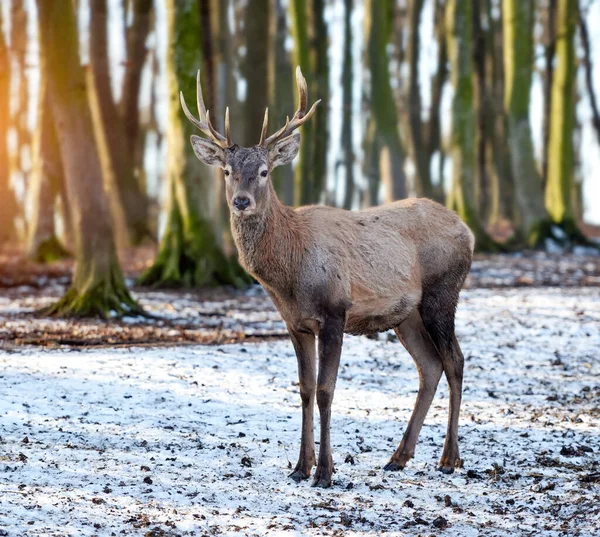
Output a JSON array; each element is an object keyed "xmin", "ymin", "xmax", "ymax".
[
  {"xmin": 261, "ymin": 66, "xmax": 321, "ymax": 148},
  {"xmin": 180, "ymin": 71, "xmax": 231, "ymax": 147}
]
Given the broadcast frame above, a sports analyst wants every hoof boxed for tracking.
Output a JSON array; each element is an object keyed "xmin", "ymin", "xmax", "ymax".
[
  {"xmin": 289, "ymin": 469, "xmax": 311, "ymax": 482},
  {"xmin": 437, "ymin": 465, "xmax": 455, "ymax": 475},
  {"xmin": 311, "ymin": 465, "xmax": 332, "ymax": 488},
  {"xmin": 383, "ymin": 459, "xmax": 405, "ymax": 472},
  {"xmin": 311, "ymin": 477, "xmax": 332, "ymax": 488}
]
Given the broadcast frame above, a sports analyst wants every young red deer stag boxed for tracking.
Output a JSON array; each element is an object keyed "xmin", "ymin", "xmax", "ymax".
[{"xmin": 181, "ymin": 67, "xmax": 474, "ymax": 488}]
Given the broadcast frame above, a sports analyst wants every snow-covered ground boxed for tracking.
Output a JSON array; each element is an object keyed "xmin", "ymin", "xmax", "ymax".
[{"xmin": 1, "ymin": 287, "xmax": 599, "ymax": 536}]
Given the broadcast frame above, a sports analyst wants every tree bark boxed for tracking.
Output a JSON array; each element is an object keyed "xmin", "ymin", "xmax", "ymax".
[
  {"xmin": 407, "ymin": 0, "xmax": 433, "ymax": 198},
  {"xmin": 89, "ymin": 0, "xmax": 151, "ymax": 246},
  {"xmin": 120, "ymin": 0, "xmax": 153, "ymax": 168},
  {"xmin": 366, "ymin": 0, "xmax": 407, "ymax": 202},
  {"xmin": 244, "ymin": 0, "xmax": 270, "ymax": 147},
  {"xmin": 289, "ymin": 0, "xmax": 315, "ymax": 205},
  {"xmin": 311, "ymin": 0, "xmax": 329, "ymax": 203},
  {"xmin": 138, "ymin": 0, "xmax": 249, "ymax": 288},
  {"xmin": 26, "ymin": 76, "xmax": 70, "ymax": 262},
  {"xmin": 36, "ymin": 0, "xmax": 140, "ymax": 318},
  {"xmin": 545, "ymin": 0, "xmax": 577, "ymax": 227},
  {"xmin": 541, "ymin": 0, "xmax": 557, "ymax": 187},
  {"xmin": 341, "ymin": 0, "xmax": 355, "ymax": 209},
  {"xmin": 0, "ymin": 8, "xmax": 18, "ymax": 243},
  {"xmin": 503, "ymin": 0, "xmax": 551, "ymax": 247},
  {"xmin": 269, "ymin": 0, "xmax": 295, "ymax": 205},
  {"xmin": 446, "ymin": 0, "xmax": 496, "ymax": 250}
]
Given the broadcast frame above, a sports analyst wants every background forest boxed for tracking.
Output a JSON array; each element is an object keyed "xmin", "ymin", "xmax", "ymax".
[{"xmin": 0, "ymin": 0, "xmax": 599, "ymax": 318}]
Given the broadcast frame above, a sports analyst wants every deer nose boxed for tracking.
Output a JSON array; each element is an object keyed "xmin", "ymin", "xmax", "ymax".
[{"xmin": 233, "ymin": 196, "xmax": 250, "ymax": 211}]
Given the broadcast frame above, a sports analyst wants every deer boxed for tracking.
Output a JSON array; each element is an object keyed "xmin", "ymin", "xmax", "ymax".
[{"xmin": 181, "ymin": 67, "xmax": 474, "ymax": 488}]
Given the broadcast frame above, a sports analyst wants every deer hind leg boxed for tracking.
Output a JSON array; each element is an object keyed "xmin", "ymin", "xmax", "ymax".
[
  {"xmin": 313, "ymin": 314, "xmax": 345, "ymax": 488},
  {"xmin": 384, "ymin": 309, "xmax": 444, "ymax": 471},
  {"xmin": 420, "ymin": 286, "xmax": 465, "ymax": 474}
]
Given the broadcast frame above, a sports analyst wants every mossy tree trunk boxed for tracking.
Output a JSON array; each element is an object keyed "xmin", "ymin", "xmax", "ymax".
[
  {"xmin": 366, "ymin": 0, "xmax": 407, "ymax": 202},
  {"xmin": 289, "ymin": 0, "xmax": 315, "ymax": 205},
  {"xmin": 0, "ymin": 8, "xmax": 18, "ymax": 244},
  {"xmin": 89, "ymin": 0, "xmax": 151, "ymax": 246},
  {"xmin": 503, "ymin": 0, "xmax": 552, "ymax": 247},
  {"xmin": 138, "ymin": 0, "xmax": 249, "ymax": 288},
  {"xmin": 36, "ymin": 0, "xmax": 141, "ymax": 318},
  {"xmin": 446, "ymin": 0, "xmax": 497, "ymax": 250},
  {"xmin": 545, "ymin": 0, "xmax": 582, "ymax": 238},
  {"xmin": 26, "ymin": 76, "xmax": 70, "ymax": 262}
]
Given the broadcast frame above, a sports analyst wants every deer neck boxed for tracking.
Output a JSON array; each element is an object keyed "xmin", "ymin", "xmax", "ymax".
[{"xmin": 231, "ymin": 187, "xmax": 305, "ymax": 287}]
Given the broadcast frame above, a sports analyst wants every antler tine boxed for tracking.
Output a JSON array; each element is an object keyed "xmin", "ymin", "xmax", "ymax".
[
  {"xmin": 179, "ymin": 70, "xmax": 231, "ymax": 147},
  {"xmin": 295, "ymin": 65, "xmax": 308, "ymax": 115},
  {"xmin": 205, "ymin": 110, "xmax": 227, "ymax": 144},
  {"xmin": 196, "ymin": 70, "xmax": 208, "ymax": 120},
  {"xmin": 262, "ymin": 67, "xmax": 320, "ymax": 147},
  {"xmin": 225, "ymin": 107, "xmax": 231, "ymax": 146},
  {"xmin": 259, "ymin": 108, "xmax": 269, "ymax": 146},
  {"xmin": 180, "ymin": 91, "xmax": 205, "ymax": 132}
]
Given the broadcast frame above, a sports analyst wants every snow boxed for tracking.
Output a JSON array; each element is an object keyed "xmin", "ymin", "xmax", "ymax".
[{"xmin": 1, "ymin": 287, "xmax": 599, "ymax": 536}]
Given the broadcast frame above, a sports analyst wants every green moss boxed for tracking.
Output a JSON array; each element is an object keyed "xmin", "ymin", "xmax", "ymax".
[
  {"xmin": 42, "ymin": 258, "xmax": 142, "ymax": 319},
  {"xmin": 30, "ymin": 237, "xmax": 71, "ymax": 263}
]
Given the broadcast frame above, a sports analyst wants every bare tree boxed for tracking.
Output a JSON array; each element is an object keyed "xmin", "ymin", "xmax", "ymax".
[
  {"xmin": 88, "ymin": 0, "xmax": 151, "ymax": 246},
  {"xmin": 36, "ymin": 0, "xmax": 140, "ymax": 317}
]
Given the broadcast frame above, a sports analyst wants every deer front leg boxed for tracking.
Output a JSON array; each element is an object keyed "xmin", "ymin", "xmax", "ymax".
[
  {"xmin": 313, "ymin": 315, "xmax": 344, "ymax": 488},
  {"xmin": 288, "ymin": 328, "xmax": 317, "ymax": 482}
]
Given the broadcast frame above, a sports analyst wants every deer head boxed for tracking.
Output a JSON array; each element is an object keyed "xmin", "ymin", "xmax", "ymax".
[{"xmin": 182, "ymin": 67, "xmax": 320, "ymax": 217}]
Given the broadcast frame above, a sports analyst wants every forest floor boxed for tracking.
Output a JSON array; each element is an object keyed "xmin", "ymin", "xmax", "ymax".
[{"xmin": 0, "ymin": 249, "xmax": 599, "ymax": 536}]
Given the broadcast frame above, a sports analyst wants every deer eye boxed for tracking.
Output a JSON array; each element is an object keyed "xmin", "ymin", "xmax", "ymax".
[
  {"xmin": 224, "ymin": 170, "xmax": 230, "ymax": 177},
  {"xmin": 260, "ymin": 170, "xmax": 268, "ymax": 178}
]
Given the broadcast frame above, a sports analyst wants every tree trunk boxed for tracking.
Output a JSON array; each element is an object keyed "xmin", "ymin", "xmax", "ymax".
[
  {"xmin": 426, "ymin": 0, "xmax": 448, "ymax": 203},
  {"xmin": 366, "ymin": 0, "xmax": 407, "ymax": 202},
  {"xmin": 541, "ymin": 0, "xmax": 557, "ymax": 187},
  {"xmin": 545, "ymin": 0, "xmax": 577, "ymax": 228},
  {"xmin": 311, "ymin": 0, "xmax": 329, "ymax": 203},
  {"xmin": 138, "ymin": 0, "xmax": 249, "ymax": 288},
  {"xmin": 0, "ymin": 8, "xmax": 18, "ymax": 243},
  {"xmin": 26, "ymin": 76, "xmax": 70, "ymax": 262},
  {"xmin": 446, "ymin": 0, "xmax": 496, "ymax": 250},
  {"xmin": 120, "ymin": 0, "xmax": 153, "ymax": 173},
  {"xmin": 341, "ymin": 0, "xmax": 355, "ymax": 209},
  {"xmin": 244, "ymin": 0, "xmax": 270, "ymax": 147},
  {"xmin": 269, "ymin": 0, "xmax": 295, "ymax": 205},
  {"xmin": 89, "ymin": 0, "xmax": 151, "ymax": 246},
  {"xmin": 289, "ymin": 0, "xmax": 315, "ymax": 205},
  {"xmin": 407, "ymin": 0, "xmax": 433, "ymax": 198},
  {"xmin": 36, "ymin": 0, "xmax": 140, "ymax": 318},
  {"xmin": 503, "ymin": 0, "xmax": 551, "ymax": 247}
]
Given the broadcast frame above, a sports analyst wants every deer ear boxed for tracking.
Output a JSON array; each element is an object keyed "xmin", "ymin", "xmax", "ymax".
[
  {"xmin": 190, "ymin": 135, "xmax": 225, "ymax": 167},
  {"xmin": 269, "ymin": 132, "xmax": 300, "ymax": 169}
]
